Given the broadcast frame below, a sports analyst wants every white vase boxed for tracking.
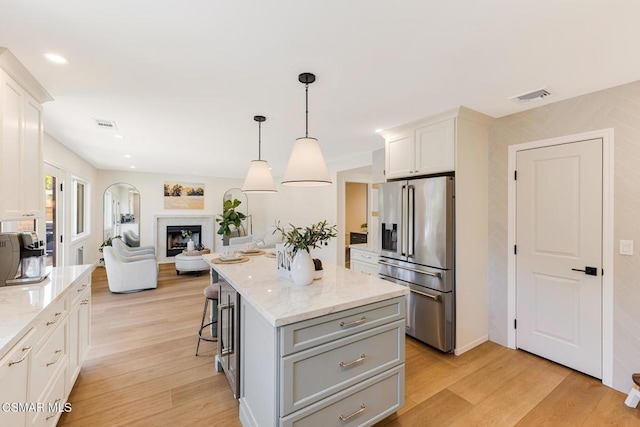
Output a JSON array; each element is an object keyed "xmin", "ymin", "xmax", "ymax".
[
  {"xmin": 187, "ymin": 239, "xmax": 195, "ymax": 253},
  {"xmin": 290, "ymin": 250, "xmax": 314, "ymax": 286}
]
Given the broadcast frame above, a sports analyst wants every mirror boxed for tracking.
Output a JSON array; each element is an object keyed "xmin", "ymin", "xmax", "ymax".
[{"xmin": 103, "ymin": 183, "xmax": 141, "ymax": 244}]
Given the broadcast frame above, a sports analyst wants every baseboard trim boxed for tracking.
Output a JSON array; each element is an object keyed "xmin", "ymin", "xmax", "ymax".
[{"xmin": 455, "ymin": 335, "xmax": 488, "ymax": 356}]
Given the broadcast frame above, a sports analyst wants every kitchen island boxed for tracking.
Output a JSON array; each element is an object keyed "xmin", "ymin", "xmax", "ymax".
[{"xmin": 202, "ymin": 254, "xmax": 407, "ymax": 427}]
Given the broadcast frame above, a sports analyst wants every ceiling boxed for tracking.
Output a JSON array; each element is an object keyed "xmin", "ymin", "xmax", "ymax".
[{"xmin": 2, "ymin": 1, "xmax": 639, "ymax": 178}]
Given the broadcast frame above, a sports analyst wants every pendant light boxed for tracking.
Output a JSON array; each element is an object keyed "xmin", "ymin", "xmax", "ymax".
[
  {"xmin": 281, "ymin": 72, "xmax": 332, "ymax": 186},
  {"xmin": 242, "ymin": 115, "xmax": 277, "ymax": 193}
]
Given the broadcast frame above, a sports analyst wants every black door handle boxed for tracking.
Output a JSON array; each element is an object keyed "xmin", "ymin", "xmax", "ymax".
[{"xmin": 571, "ymin": 267, "xmax": 597, "ymax": 276}]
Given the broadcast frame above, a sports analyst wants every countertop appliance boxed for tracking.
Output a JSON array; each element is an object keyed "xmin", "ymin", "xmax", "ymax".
[
  {"xmin": 0, "ymin": 232, "xmax": 49, "ymax": 286},
  {"xmin": 378, "ymin": 175, "xmax": 455, "ymax": 352},
  {"xmin": 212, "ymin": 270, "xmax": 241, "ymax": 399}
]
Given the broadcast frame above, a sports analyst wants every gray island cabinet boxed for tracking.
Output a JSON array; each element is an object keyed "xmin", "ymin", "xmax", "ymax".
[{"xmin": 203, "ymin": 254, "xmax": 408, "ymax": 427}]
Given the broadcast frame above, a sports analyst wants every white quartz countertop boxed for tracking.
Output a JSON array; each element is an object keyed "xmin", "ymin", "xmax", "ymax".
[
  {"xmin": 203, "ymin": 253, "xmax": 407, "ymax": 327},
  {"xmin": 0, "ymin": 264, "xmax": 92, "ymax": 357},
  {"xmin": 348, "ymin": 243, "xmax": 378, "ymax": 253}
]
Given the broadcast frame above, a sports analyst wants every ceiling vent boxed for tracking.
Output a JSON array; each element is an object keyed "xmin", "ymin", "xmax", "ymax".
[
  {"xmin": 510, "ymin": 88, "xmax": 552, "ymax": 104},
  {"xmin": 94, "ymin": 118, "xmax": 118, "ymax": 130}
]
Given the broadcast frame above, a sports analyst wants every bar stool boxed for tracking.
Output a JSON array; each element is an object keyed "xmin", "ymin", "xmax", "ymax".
[{"xmin": 195, "ymin": 284, "xmax": 218, "ymax": 356}]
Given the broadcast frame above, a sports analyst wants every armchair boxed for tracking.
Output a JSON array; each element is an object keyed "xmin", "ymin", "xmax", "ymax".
[
  {"xmin": 122, "ymin": 230, "xmax": 141, "ymax": 247},
  {"xmin": 103, "ymin": 246, "xmax": 158, "ymax": 293},
  {"xmin": 112, "ymin": 237, "xmax": 155, "ymax": 257}
]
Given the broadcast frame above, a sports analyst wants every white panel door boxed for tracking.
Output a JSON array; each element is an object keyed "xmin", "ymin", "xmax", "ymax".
[
  {"xmin": 1, "ymin": 73, "xmax": 24, "ymax": 219},
  {"xmin": 516, "ymin": 138, "xmax": 602, "ymax": 378}
]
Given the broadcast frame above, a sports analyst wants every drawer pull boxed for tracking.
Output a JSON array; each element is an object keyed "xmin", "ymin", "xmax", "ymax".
[
  {"xmin": 81, "ymin": 299, "xmax": 89, "ymax": 305},
  {"xmin": 340, "ymin": 316, "xmax": 367, "ymax": 328},
  {"xmin": 46, "ymin": 312, "xmax": 62, "ymax": 326},
  {"xmin": 46, "ymin": 349, "xmax": 63, "ymax": 367},
  {"xmin": 22, "ymin": 213, "xmax": 35, "ymax": 217},
  {"xmin": 339, "ymin": 403, "xmax": 366, "ymax": 421},
  {"xmin": 410, "ymin": 288, "xmax": 440, "ymax": 302},
  {"xmin": 8, "ymin": 346, "xmax": 32, "ymax": 366},
  {"xmin": 77, "ymin": 284, "xmax": 88, "ymax": 292},
  {"xmin": 339, "ymin": 354, "xmax": 366, "ymax": 368},
  {"xmin": 45, "ymin": 399, "xmax": 62, "ymax": 420}
]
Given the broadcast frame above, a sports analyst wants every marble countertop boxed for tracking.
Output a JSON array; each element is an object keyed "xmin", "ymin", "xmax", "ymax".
[
  {"xmin": 0, "ymin": 264, "xmax": 92, "ymax": 357},
  {"xmin": 202, "ymin": 254, "xmax": 407, "ymax": 327},
  {"xmin": 348, "ymin": 243, "xmax": 378, "ymax": 253}
]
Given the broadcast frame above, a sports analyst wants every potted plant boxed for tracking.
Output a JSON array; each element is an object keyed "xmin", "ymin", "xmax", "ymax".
[
  {"xmin": 274, "ymin": 220, "xmax": 337, "ymax": 285},
  {"xmin": 216, "ymin": 198, "xmax": 247, "ymax": 245}
]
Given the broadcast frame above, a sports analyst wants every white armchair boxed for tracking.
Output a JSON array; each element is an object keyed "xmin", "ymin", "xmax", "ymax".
[
  {"xmin": 103, "ymin": 246, "xmax": 158, "ymax": 293},
  {"xmin": 112, "ymin": 238, "xmax": 155, "ymax": 257}
]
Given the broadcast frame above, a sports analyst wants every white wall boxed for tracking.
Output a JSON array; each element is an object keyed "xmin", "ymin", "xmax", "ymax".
[
  {"xmin": 43, "ymin": 133, "xmax": 100, "ymax": 266},
  {"xmin": 263, "ymin": 152, "xmax": 375, "ymax": 266}
]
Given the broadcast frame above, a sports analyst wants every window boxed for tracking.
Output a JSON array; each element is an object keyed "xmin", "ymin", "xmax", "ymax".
[{"xmin": 73, "ymin": 178, "xmax": 89, "ymax": 237}]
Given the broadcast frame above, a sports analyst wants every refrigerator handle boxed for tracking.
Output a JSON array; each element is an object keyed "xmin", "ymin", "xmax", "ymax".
[
  {"xmin": 401, "ymin": 185, "xmax": 408, "ymax": 256},
  {"xmin": 408, "ymin": 185, "xmax": 415, "ymax": 257}
]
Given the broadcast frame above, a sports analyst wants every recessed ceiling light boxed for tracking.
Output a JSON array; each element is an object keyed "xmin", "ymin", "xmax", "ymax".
[
  {"xmin": 129, "ymin": 165, "xmax": 135, "ymax": 169},
  {"xmin": 43, "ymin": 52, "xmax": 69, "ymax": 64},
  {"xmin": 115, "ymin": 134, "xmax": 124, "ymax": 139},
  {"xmin": 375, "ymin": 129, "xmax": 383, "ymax": 133},
  {"xmin": 124, "ymin": 154, "xmax": 131, "ymax": 158}
]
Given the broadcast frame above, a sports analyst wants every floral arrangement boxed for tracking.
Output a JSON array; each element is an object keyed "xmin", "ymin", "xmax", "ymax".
[
  {"xmin": 274, "ymin": 220, "xmax": 337, "ymax": 254},
  {"xmin": 181, "ymin": 229, "xmax": 193, "ymax": 239}
]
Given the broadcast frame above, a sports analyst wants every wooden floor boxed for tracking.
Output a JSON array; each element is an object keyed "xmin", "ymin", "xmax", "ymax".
[{"xmin": 59, "ymin": 265, "xmax": 640, "ymax": 426}]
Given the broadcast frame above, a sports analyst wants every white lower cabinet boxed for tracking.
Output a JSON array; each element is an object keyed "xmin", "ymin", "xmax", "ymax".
[
  {"xmin": 350, "ymin": 248, "xmax": 379, "ymax": 276},
  {"xmin": 0, "ymin": 272, "xmax": 91, "ymax": 427},
  {"xmin": 0, "ymin": 330, "xmax": 34, "ymax": 427},
  {"xmin": 69, "ymin": 282, "xmax": 91, "ymax": 387}
]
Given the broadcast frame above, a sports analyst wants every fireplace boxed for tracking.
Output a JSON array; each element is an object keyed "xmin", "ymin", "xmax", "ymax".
[{"xmin": 166, "ymin": 225, "xmax": 201, "ymax": 257}]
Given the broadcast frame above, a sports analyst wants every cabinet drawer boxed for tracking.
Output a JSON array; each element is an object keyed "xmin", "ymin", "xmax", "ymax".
[
  {"xmin": 32, "ymin": 364, "xmax": 67, "ymax": 427},
  {"xmin": 280, "ymin": 297, "xmax": 405, "ymax": 356},
  {"xmin": 70, "ymin": 276, "xmax": 90, "ymax": 305},
  {"xmin": 281, "ymin": 365, "xmax": 404, "ymax": 427},
  {"xmin": 351, "ymin": 260, "xmax": 379, "ymax": 276},
  {"xmin": 350, "ymin": 249, "xmax": 377, "ymax": 265},
  {"xmin": 35, "ymin": 298, "xmax": 67, "ymax": 345},
  {"xmin": 281, "ymin": 320, "xmax": 404, "ymax": 415},
  {"xmin": 31, "ymin": 317, "xmax": 67, "ymax": 401}
]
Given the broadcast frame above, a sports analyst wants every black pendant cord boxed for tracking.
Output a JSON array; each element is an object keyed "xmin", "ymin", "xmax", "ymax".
[
  {"xmin": 305, "ymin": 83, "xmax": 309, "ymax": 138},
  {"xmin": 258, "ymin": 120, "xmax": 262, "ymax": 160}
]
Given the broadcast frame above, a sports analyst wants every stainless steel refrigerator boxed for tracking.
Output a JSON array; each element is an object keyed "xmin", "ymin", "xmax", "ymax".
[{"xmin": 378, "ymin": 175, "xmax": 455, "ymax": 352}]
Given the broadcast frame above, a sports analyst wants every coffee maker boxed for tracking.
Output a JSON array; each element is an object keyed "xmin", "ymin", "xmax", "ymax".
[{"xmin": 0, "ymin": 232, "xmax": 49, "ymax": 286}]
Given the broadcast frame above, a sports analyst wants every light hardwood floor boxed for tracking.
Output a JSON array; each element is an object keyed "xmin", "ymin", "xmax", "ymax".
[{"xmin": 59, "ymin": 265, "xmax": 640, "ymax": 426}]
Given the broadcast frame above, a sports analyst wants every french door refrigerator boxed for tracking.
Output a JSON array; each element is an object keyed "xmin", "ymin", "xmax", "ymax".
[{"xmin": 378, "ymin": 175, "xmax": 455, "ymax": 352}]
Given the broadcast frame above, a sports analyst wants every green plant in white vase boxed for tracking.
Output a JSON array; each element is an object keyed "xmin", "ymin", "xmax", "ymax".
[{"xmin": 274, "ymin": 220, "xmax": 337, "ymax": 285}]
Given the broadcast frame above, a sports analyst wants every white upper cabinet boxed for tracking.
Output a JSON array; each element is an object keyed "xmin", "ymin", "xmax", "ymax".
[
  {"xmin": 384, "ymin": 117, "xmax": 455, "ymax": 180},
  {"xmin": 415, "ymin": 118, "xmax": 455, "ymax": 175},
  {"xmin": 385, "ymin": 128, "xmax": 415, "ymax": 179},
  {"xmin": 0, "ymin": 48, "xmax": 52, "ymax": 221}
]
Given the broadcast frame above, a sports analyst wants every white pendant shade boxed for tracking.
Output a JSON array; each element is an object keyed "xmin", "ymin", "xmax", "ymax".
[
  {"xmin": 242, "ymin": 160, "xmax": 277, "ymax": 193},
  {"xmin": 281, "ymin": 137, "xmax": 332, "ymax": 186}
]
